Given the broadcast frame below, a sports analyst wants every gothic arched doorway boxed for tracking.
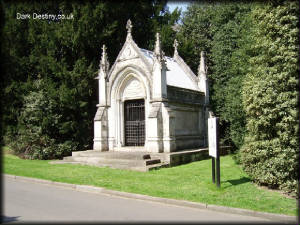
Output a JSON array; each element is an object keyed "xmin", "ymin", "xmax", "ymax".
[{"xmin": 124, "ymin": 99, "xmax": 145, "ymax": 146}]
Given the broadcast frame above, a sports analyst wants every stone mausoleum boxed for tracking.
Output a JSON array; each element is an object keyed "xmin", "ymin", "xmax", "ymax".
[{"xmin": 93, "ymin": 19, "xmax": 209, "ymax": 154}]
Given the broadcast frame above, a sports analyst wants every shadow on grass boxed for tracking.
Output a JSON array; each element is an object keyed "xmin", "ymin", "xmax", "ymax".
[{"xmin": 222, "ymin": 177, "xmax": 251, "ymax": 188}]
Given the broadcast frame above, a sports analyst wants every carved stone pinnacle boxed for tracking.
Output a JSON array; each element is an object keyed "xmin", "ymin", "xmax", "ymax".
[
  {"xmin": 173, "ymin": 39, "xmax": 178, "ymax": 55},
  {"xmin": 173, "ymin": 39, "xmax": 178, "ymax": 49},
  {"xmin": 126, "ymin": 19, "xmax": 132, "ymax": 33},
  {"xmin": 102, "ymin": 44, "xmax": 107, "ymax": 53}
]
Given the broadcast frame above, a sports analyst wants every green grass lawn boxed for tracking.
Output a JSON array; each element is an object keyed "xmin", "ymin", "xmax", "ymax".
[{"xmin": 2, "ymin": 146, "xmax": 298, "ymax": 216}]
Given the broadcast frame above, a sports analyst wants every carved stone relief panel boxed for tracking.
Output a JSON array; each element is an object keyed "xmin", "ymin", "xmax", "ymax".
[
  {"xmin": 119, "ymin": 46, "xmax": 138, "ymax": 61},
  {"xmin": 122, "ymin": 77, "xmax": 145, "ymax": 100}
]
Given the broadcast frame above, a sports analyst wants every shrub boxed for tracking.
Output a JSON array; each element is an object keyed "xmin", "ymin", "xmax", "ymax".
[
  {"xmin": 240, "ymin": 1, "xmax": 299, "ymax": 196},
  {"xmin": 9, "ymin": 78, "xmax": 77, "ymax": 159}
]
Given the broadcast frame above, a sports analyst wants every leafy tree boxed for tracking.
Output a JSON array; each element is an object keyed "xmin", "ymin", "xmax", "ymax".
[
  {"xmin": 240, "ymin": 1, "xmax": 299, "ymax": 195},
  {"xmin": 1, "ymin": 0, "xmax": 177, "ymax": 159},
  {"xmin": 10, "ymin": 77, "xmax": 76, "ymax": 159},
  {"xmin": 209, "ymin": 3, "xmax": 251, "ymax": 146},
  {"xmin": 176, "ymin": 2, "xmax": 251, "ymax": 148},
  {"xmin": 176, "ymin": 2, "xmax": 299, "ymax": 196},
  {"xmin": 176, "ymin": 3, "xmax": 214, "ymax": 74},
  {"xmin": 151, "ymin": 7, "xmax": 181, "ymax": 57},
  {"xmin": 221, "ymin": 4, "xmax": 256, "ymax": 149}
]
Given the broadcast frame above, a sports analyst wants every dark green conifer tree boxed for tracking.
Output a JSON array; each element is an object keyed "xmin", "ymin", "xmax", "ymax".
[{"xmin": 1, "ymin": 0, "xmax": 180, "ymax": 159}]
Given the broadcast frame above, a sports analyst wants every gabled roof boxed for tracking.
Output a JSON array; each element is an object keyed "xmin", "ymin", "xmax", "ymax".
[
  {"xmin": 140, "ymin": 49, "xmax": 199, "ymax": 91},
  {"xmin": 107, "ymin": 37, "xmax": 152, "ymax": 80},
  {"xmin": 105, "ymin": 19, "xmax": 200, "ymax": 92}
]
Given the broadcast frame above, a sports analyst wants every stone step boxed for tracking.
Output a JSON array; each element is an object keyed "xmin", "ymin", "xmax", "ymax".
[
  {"xmin": 72, "ymin": 151, "xmax": 151, "ymax": 160},
  {"xmin": 142, "ymin": 154, "xmax": 151, "ymax": 160},
  {"xmin": 62, "ymin": 150, "xmax": 168, "ymax": 172},
  {"xmin": 131, "ymin": 162, "xmax": 170, "ymax": 172},
  {"xmin": 98, "ymin": 160, "xmax": 166, "ymax": 171},
  {"xmin": 97, "ymin": 158, "xmax": 146, "ymax": 167},
  {"xmin": 145, "ymin": 159, "xmax": 161, "ymax": 166},
  {"xmin": 72, "ymin": 151, "xmax": 87, "ymax": 156},
  {"xmin": 63, "ymin": 156, "xmax": 76, "ymax": 161},
  {"xmin": 63, "ymin": 156, "xmax": 162, "ymax": 167},
  {"xmin": 49, "ymin": 161, "xmax": 82, "ymax": 165},
  {"xmin": 51, "ymin": 158, "xmax": 169, "ymax": 172},
  {"xmin": 147, "ymin": 162, "xmax": 170, "ymax": 171}
]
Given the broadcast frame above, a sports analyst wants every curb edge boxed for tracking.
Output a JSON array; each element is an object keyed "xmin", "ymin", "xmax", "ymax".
[{"xmin": 4, "ymin": 174, "xmax": 298, "ymax": 223}]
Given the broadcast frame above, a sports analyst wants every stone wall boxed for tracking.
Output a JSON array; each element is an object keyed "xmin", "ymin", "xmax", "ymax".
[
  {"xmin": 167, "ymin": 85, "xmax": 205, "ymax": 105},
  {"xmin": 172, "ymin": 106, "xmax": 203, "ymax": 150}
]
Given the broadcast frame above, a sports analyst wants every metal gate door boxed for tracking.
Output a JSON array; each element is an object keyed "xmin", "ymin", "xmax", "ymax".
[{"xmin": 124, "ymin": 99, "xmax": 145, "ymax": 146}]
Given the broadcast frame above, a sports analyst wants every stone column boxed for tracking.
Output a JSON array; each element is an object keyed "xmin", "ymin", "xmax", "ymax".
[
  {"xmin": 197, "ymin": 51, "xmax": 210, "ymax": 147},
  {"xmin": 147, "ymin": 103, "xmax": 163, "ymax": 152},
  {"xmin": 93, "ymin": 45, "xmax": 109, "ymax": 151},
  {"xmin": 93, "ymin": 106, "xmax": 108, "ymax": 151},
  {"xmin": 152, "ymin": 33, "xmax": 167, "ymax": 102},
  {"xmin": 162, "ymin": 103, "xmax": 176, "ymax": 152},
  {"xmin": 147, "ymin": 33, "xmax": 167, "ymax": 153},
  {"xmin": 197, "ymin": 51, "xmax": 209, "ymax": 105}
]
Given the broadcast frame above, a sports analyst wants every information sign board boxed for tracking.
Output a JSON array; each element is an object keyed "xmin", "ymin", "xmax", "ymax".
[{"xmin": 208, "ymin": 117, "xmax": 218, "ymax": 158}]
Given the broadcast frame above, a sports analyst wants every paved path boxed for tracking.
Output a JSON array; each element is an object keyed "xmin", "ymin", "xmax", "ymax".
[{"xmin": 3, "ymin": 177, "xmax": 271, "ymax": 223}]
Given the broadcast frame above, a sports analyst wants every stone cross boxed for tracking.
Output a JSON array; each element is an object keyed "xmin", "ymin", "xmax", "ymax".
[
  {"xmin": 126, "ymin": 19, "xmax": 132, "ymax": 34},
  {"xmin": 102, "ymin": 45, "xmax": 107, "ymax": 56},
  {"xmin": 173, "ymin": 39, "xmax": 178, "ymax": 56}
]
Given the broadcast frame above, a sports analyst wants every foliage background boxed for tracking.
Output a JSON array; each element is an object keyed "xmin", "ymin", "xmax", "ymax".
[
  {"xmin": 1, "ymin": 1, "xmax": 299, "ymax": 195},
  {"xmin": 176, "ymin": 1, "xmax": 299, "ymax": 195},
  {"xmin": 1, "ymin": 0, "xmax": 180, "ymax": 159}
]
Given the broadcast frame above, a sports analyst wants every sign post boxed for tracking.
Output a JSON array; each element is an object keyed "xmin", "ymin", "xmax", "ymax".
[
  {"xmin": 208, "ymin": 116, "xmax": 220, "ymax": 188},
  {"xmin": 212, "ymin": 156, "xmax": 215, "ymax": 183}
]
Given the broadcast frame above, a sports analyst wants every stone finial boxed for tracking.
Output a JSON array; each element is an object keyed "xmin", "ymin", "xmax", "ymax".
[
  {"xmin": 101, "ymin": 45, "xmax": 107, "ymax": 58},
  {"xmin": 198, "ymin": 51, "xmax": 206, "ymax": 76},
  {"xmin": 125, "ymin": 19, "xmax": 133, "ymax": 41},
  {"xmin": 126, "ymin": 19, "xmax": 132, "ymax": 33},
  {"xmin": 173, "ymin": 39, "xmax": 178, "ymax": 56},
  {"xmin": 100, "ymin": 44, "xmax": 109, "ymax": 73},
  {"xmin": 154, "ymin": 33, "xmax": 161, "ymax": 58},
  {"xmin": 198, "ymin": 51, "xmax": 209, "ymax": 105},
  {"xmin": 154, "ymin": 33, "xmax": 166, "ymax": 65}
]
